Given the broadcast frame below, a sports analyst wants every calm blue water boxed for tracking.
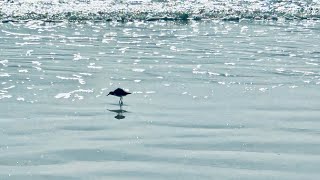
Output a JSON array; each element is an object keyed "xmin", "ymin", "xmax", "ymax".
[{"xmin": 1, "ymin": 0, "xmax": 320, "ymax": 179}]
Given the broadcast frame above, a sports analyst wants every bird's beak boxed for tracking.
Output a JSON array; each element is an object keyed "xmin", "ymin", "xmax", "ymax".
[{"xmin": 107, "ymin": 93, "xmax": 110, "ymax": 96}]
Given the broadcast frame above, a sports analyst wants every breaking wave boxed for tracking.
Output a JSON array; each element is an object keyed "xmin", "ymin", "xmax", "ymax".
[{"xmin": 1, "ymin": 0, "xmax": 320, "ymax": 22}]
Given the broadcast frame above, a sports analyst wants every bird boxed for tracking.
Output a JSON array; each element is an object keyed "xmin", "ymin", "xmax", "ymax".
[{"xmin": 107, "ymin": 88, "xmax": 131, "ymax": 105}]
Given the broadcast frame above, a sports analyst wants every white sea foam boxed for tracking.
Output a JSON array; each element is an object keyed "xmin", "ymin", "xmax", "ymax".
[{"xmin": 0, "ymin": 15, "xmax": 320, "ymax": 180}]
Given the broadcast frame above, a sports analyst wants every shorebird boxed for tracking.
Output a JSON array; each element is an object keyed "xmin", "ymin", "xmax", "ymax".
[{"xmin": 107, "ymin": 88, "xmax": 131, "ymax": 105}]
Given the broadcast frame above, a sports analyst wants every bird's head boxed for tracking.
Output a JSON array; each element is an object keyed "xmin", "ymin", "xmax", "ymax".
[{"xmin": 107, "ymin": 91, "xmax": 114, "ymax": 96}]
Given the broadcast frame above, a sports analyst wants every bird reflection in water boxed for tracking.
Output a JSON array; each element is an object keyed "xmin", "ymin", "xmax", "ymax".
[{"xmin": 108, "ymin": 103, "xmax": 128, "ymax": 120}]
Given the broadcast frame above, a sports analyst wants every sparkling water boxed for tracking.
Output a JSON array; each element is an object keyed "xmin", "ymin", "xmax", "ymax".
[{"xmin": 1, "ymin": 0, "xmax": 320, "ymax": 179}]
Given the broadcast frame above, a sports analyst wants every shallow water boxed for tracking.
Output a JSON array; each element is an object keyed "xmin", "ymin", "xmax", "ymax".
[{"xmin": 1, "ymin": 8, "xmax": 320, "ymax": 180}]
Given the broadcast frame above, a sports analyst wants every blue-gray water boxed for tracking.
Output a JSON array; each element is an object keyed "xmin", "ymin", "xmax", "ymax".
[{"xmin": 1, "ymin": 0, "xmax": 320, "ymax": 179}]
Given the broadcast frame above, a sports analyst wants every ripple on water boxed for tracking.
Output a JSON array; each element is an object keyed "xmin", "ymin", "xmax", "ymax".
[
  {"xmin": 0, "ymin": 94, "xmax": 12, "ymax": 99},
  {"xmin": 56, "ymin": 75, "xmax": 86, "ymax": 85},
  {"xmin": 0, "ymin": 60, "xmax": 9, "ymax": 67},
  {"xmin": 18, "ymin": 69, "xmax": 28, "ymax": 73},
  {"xmin": 132, "ymin": 68, "xmax": 145, "ymax": 72},
  {"xmin": 55, "ymin": 89, "xmax": 93, "ymax": 99},
  {"xmin": 87, "ymin": 63, "xmax": 103, "ymax": 69}
]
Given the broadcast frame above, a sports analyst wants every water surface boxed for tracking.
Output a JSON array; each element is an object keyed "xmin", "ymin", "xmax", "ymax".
[{"xmin": 1, "ymin": 3, "xmax": 320, "ymax": 179}]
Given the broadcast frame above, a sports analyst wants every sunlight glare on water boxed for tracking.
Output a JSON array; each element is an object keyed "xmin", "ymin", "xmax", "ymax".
[{"xmin": 0, "ymin": 0, "xmax": 320, "ymax": 179}]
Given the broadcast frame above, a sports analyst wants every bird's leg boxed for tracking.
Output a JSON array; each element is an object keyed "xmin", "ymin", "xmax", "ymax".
[{"xmin": 119, "ymin": 97, "xmax": 123, "ymax": 105}]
